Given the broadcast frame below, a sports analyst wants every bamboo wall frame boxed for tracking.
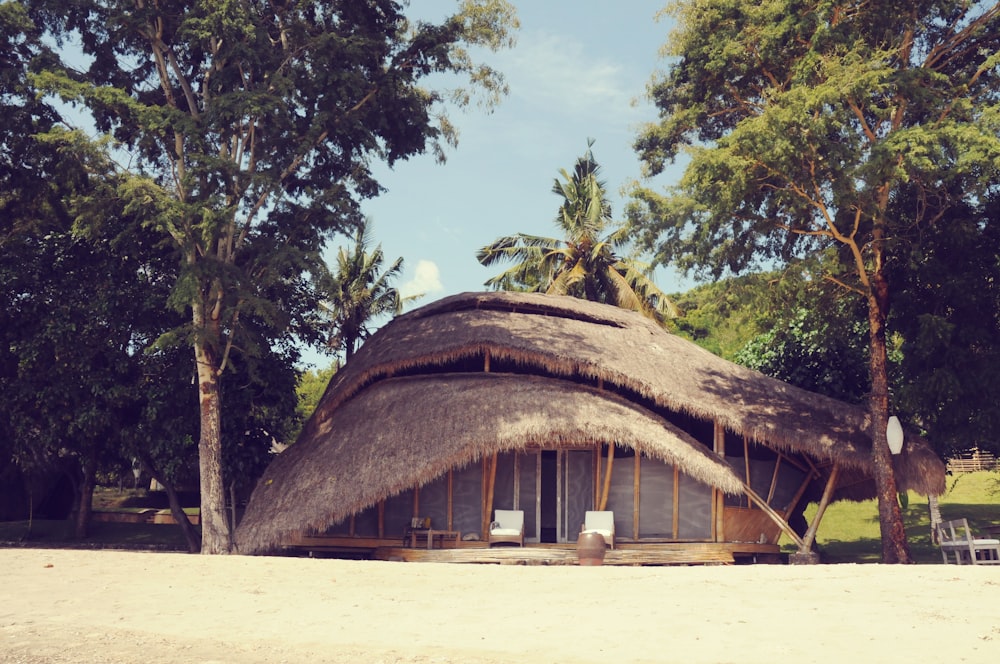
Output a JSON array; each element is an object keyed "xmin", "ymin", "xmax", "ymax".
[
  {"xmin": 388, "ymin": 435, "xmax": 818, "ymax": 546},
  {"xmin": 713, "ymin": 422, "xmax": 725, "ymax": 541}
]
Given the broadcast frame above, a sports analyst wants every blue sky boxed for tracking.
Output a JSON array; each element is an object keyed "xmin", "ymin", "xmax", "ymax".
[{"xmin": 342, "ymin": 1, "xmax": 691, "ymax": 313}]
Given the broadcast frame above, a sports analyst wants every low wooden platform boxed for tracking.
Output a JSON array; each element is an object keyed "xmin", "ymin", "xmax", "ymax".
[
  {"xmin": 284, "ymin": 534, "xmax": 781, "ymax": 565},
  {"xmin": 374, "ymin": 544, "xmax": 736, "ymax": 565}
]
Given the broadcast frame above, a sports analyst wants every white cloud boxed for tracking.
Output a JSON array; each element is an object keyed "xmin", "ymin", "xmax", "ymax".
[
  {"xmin": 400, "ymin": 259, "xmax": 444, "ymax": 301},
  {"xmin": 503, "ymin": 31, "xmax": 643, "ymax": 121}
]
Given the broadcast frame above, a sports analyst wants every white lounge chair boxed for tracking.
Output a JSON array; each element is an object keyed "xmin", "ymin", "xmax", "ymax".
[
  {"xmin": 937, "ymin": 518, "xmax": 1000, "ymax": 565},
  {"xmin": 489, "ymin": 509, "xmax": 524, "ymax": 547},
  {"xmin": 581, "ymin": 510, "xmax": 615, "ymax": 549}
]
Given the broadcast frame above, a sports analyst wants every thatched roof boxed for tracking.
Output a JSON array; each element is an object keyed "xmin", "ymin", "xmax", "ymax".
[{"xmin": 236, "ymin": 291, "xmax": 945, "ymax": 554}]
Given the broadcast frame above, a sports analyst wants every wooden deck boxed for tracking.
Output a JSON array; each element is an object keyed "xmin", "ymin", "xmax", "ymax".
[{"xmin": 283, "ymin": 534, "xmax": 782, "ymax": 565}]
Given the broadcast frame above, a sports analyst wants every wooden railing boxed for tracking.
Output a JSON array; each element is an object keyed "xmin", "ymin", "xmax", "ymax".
[{"xmin": 947, "ymin": 449, "xmax": 998, "ymax": 474}]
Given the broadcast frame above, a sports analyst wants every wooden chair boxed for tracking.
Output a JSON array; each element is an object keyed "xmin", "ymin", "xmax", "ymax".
[
  {"xmin": 489, "ymin": 509, "xmax": 524, "ymax": 547},
  {"xmin": 937, "ymin": 518, "xmax": 1000, "ymax": 565},
  {"xmin": 581, "ymin": 510, "xmax": 615, "ymax": 549}
]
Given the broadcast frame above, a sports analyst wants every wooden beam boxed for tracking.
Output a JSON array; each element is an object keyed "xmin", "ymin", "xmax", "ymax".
[
  {"xmin": 513, "ymin": 452, "xmax": 520, "ymax": 511},
  {"xmin": 802, "ymin": 455, "xmax": 824, "ymax": 479},
  {"xmin": 598, "ymin": 443, "xmax": 614, "ymax": 510},
  {"xmin": 713, "ymin": 422, "xmax": 725, "ymax": 541},
  {"xmin": 800, "ymin": 464, "xmax": 841, "ymax": 553},
  {"xmin": 480, "ymin": 458, "xmax": 488, "ymax": 537},
  {"xmin": 783, "ymin": 465, "xmax": 814, "ymax": 518},
  {"xmin": 778, "ymin": 451, "xmax": 810, "ymax": 474},
  {"xmin": 594, "ymin": 446, "xmax": 602, "ymax": 507},
  {"xmin": 447, "ymin": 468, "xmax": 454, "ymax": 531},
  {"xmin": 743, "ymin": 435, "xmax": 751, "ymax": 509},
  {"xmin": 484, "ymin": 452, "xmax": 498, "ymax": 536},
  {"xmin": 741, "ymin": 483, "xmax": 804, "ymax": 550},
  {"xmin": 672, "ymin": 464, "xmax": 680, "ymax": 540},
  {"xmin": 633, "ymin": 453, "xmax": 640, "ymax": 540},
  {"xmin": 767, "ymin": 454, "xmax": 782, "ymax": 505},
  {"xmin": 377, "ymin": 500, "xmax": 385, "ymax": 538}
]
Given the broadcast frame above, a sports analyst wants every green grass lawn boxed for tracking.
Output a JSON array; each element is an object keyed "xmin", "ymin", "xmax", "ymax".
[{"xmin": 781, "ymin": 470, "xmax": 1000, "ymax": 563}]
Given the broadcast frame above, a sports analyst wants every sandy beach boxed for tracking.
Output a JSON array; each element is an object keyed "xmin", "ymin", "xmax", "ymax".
[{"xmin": 1, "ymin": 548, "xmax": 999, "ymax": 663}]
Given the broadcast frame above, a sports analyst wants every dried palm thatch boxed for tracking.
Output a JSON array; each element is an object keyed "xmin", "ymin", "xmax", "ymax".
[
  {"xmin": 237, "ymin": 373, "xmax": 744, "ymax": 553},
  {"xmin": 236, "ymin": 291, "xmax": 946, "ymax": 554}
]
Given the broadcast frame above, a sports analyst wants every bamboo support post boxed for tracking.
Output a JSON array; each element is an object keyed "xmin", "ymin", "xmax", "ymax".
[
  {"xmin": 447, "ymin": 469, "xmax": 454, "ymax": 531},
  {"xmin": 767, "ymin": 455, "xmax": 782, "ymax": 505},
  {"xmin": 784, "ymin": 468, "xmax": 814, "ymax": 519},
  {"xmin": 598, "ymin": 444, "xmax": 614, "ymax": 510},
  {"xmin": 672, "ymin": 465, "xmax": 680, "ymax": 539},
  {"xmin": 485, "ymin": 452, "xmax": 498, "ymax": 527},
  {"xmin": 800, "ymin": 464, "xmax": 840, "ymax": 553},
  {"xmin": 743, "ymin": 435, "xmax": 751, "ymax": 508},
  {"xmin": 741, "ymin": 483, "xmax": 804, "ymax": 550},
  {"xmin": 633, "ymin": 454, "xmax": 640, "ymax": 540},
  {"xmin": 714, "ymin": 422, "xmax": 725, "ymax": 541}
]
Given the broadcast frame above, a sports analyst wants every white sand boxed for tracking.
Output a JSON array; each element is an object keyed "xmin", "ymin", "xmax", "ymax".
[{"xmin": 1, "ymin": 548, "xmax": 999, "ymax": 663}]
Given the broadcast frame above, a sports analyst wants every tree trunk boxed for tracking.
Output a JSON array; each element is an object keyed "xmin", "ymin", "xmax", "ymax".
[
  {"xmin": 867, "ymin": 272, "xmax": 912, "ymax": 564},
  {"xmin": 137, "ymin": 453, "xmax": 200, "ymax": 553},
  {"xmin": 73, "ymin": 460, "xmax": 95, "ymax": 540},
  {"xmin": 193, "ymin": 300, "xmax": 232, "ymax": 554},
  {"xmin": 163, "ymin": 478, "xmax": 201, "ymax": 554}
]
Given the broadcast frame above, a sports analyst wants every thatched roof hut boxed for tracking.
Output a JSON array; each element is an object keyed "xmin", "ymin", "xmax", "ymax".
[{"xmin": 236, "ymin": 291, "xmax": 945, "ymax": 557}]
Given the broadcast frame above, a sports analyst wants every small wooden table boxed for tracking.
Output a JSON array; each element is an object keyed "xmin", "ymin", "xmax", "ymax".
[{"xmin": 406, "ymin": 528, "xmax": 461, "ymax": 549}]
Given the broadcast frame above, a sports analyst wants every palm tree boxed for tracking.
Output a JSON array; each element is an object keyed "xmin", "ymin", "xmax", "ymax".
[
  {"xmin": 320, "ymin": 219, "xmax": 414, "ymax": 360},
  {"xmin": 477, "ymin": 140, "xmax": 680, "ymax": 323}
]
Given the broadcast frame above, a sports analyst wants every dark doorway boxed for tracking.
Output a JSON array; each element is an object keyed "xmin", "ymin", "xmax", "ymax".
[{"xmin": 540, "ymin": 450, "xmax": 557, "ymax": 543}]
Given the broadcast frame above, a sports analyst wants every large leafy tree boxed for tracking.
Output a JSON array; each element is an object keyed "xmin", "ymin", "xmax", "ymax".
[
  {"xmin": 319, "ymin": 218, "xmax": 411, "ymax": 361},
  {"xmin": 0, "ymin": 186, "xmax": 194, "ymax": 540},
  {"xmin": 478, "ymin": 140, "xmax": 680, "ymax": 323},
  {"xmin": 890, "ymin": 194, "xmax": 1000, "ymax": 458},
  {"xmin": 629, "ymin": 0, "xmax": 1000, "ymax": 562},
  {"xmin": 1, "ymin": 5, "xmax": 150, "ymax": 538},
  {"xmin": 25, "ymin": 0, "xmax": 518, "ymax": 552}
]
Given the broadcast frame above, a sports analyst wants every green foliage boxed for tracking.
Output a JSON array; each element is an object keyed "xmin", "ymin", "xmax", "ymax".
[
  {"xmin": 736, "ymin": 306, "xmax": 870, "ymax": 404},
  {"xmin": 0, "ymin": 209, "xmax": 192, "ymax": 526},
  {"xmin": 478, "ymin": 140, "xmax": 679, "ymax": 323},
  {"xmin": 667, "ymin": 275, "xmax": 769, "ymax": 359},
  {"xmin": 288, "ymin": 362, "xmax": 339, "ymax": 442},
  {"xmin": 319, "ymin": 219, "xmax": 412, "ymax": 361},
  {"xmin": 889, "ymin": 196, "xmax": 1000, "ymax": 456},
  {"xmin": 632, "ymin": 1, "xmax": 1000, "ymax": 285},
  {"xmin": 671, "ymin": 262, "xmax": 871, "ymax": 403},
  {"xmin": 631, "ymin": 1, "xmax": 1000, "ymax": 559},
  {"xmin": 18, "ymin": 0, "xmax": 518, "ymax": 550}
]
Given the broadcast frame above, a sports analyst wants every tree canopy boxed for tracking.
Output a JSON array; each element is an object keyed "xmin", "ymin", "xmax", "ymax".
[
  {"xmin": 889, "ymin": 195, "xmax": 1000, "ymax": 458},
  {"xmin": 22, "ymin": 0, "xmax": 519, "ymax": 552},
  {"xmin": 629, "ymin": 0, "xmax": 1000, "ymax": 562}
]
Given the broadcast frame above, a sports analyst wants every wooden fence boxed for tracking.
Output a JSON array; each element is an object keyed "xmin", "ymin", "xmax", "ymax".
[{"xmin": 947, "ymin": 449, "xmax": 998, "ymax": 474}]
